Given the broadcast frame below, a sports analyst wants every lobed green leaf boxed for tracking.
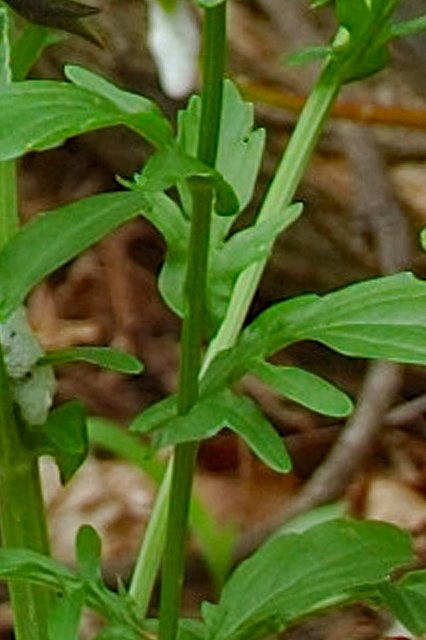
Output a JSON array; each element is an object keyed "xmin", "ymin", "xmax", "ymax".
[
  {"xmin": 136, "ymin": 145, "xmax": 239, "ymax": 216},
  {"xmin": 202, "ymin": 273, "xmax": 426, "ymax": 396},
  {"xmin": 134, "ymin": 388, "xmax": 291, "ymax": 474},
  {"xmin": 157, "ymin": 80, "xmax": 286, "ymax": 330}
]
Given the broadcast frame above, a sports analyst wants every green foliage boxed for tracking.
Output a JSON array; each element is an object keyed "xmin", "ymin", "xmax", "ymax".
[
  {"xmin": 0, "ymin": 191, "xmax": 164, "ymax": 319},
  {"xmin": 10, "ymin": 24, "xmax": 60, "ymax": 81},
  {"xmin": 0, "ymin": 519, "xmax": 416, "ymax": 640},
  {"xmin": 146, "ymin": 387, "xmax": 291, "ymax": 472},
  {"xmin": 0, "ymin": 526, "xmax": 147, "ymax": 637},
  {"xmin": 294, "ymin": 0, "xmax": 426, "ymax": 83},
  {"xmin": 379, "ymin": 571, "xmax": 426, "ymax": 635},
  {"xmin": 202, "ymin": 273, "xmax": 426, "ymax": 394},
  {"xmin": 38, "ymin": 401, "xmax": 87, "ymax": 483},
  {"xmin": 149, "ymin": 79, "xmax": 270, "ymax": 329},
  {"xmin": 132, "ymin": 273, "xmax": 426, "ymax": 468},
  {"xmin": 0, "ymin": 65, "xmax": 172, "ymax": 161},
  {"xmin": 134, "ymin": 146, "xmax": 239, "ymax": 217},
  {"xmin": 200, "ymin": 519, "xmax": 413, "ymax": 640}
]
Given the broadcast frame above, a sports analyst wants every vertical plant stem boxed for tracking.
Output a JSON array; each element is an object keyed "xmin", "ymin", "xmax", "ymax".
[
  {"xmin": 0, "ymin": 161, "xmax": 17, "ymax": 244},
  {"xmin": 158, "ymin": 5, "xmax": 226, "ymax": 640},
  {"xmin": 0, "ymin": 352, "xmax": 51, "ymax": 640},
  {"xmin": 202, "ymin": 67, "xmax": 341, "ymax": 372},
  {"xmin": 0, "ymin": 24, "xmax": 52, "ymax": 631},
  {"xmin": 129, "ymin": 462, "xmax": 171, "ymax": 618},
  {"xmin": 0, "ymin": 167, "xmax": 52, "ymax": 638}
]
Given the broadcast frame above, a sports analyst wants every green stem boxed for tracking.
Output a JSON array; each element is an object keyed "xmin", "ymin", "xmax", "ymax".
[
  {"xmin": 129, "ymin": 461, "xmax": 171, "ymax": 618},
  {"xmin": 0, "ymin": 346, "xmax": 51, "ymax": 640},
  {"xmin": 158, "ymin": 6, "xmax": 227, "ymax": 640},
  {"xmin": 0, "ymin": 68, "xmax": 51, "ymax": 640},
  {"xmin": 202, "ymin": 65, "xmax": 341, "ymax": 373},
  {"xmin": 0, "ymin": 160, "xmax": 18, "ymax": 249}
]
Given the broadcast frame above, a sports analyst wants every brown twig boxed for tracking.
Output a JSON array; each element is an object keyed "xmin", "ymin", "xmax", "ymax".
[{"xmin": 239, "ymin": 81, "xmax": 426, "ymax": 131}]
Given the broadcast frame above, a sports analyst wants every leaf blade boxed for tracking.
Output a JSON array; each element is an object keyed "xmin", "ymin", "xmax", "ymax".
[
  {"xmin": 42, "ymin": 347, "xmax": 143, "ymax": 375},
  {"xmin": 206, "ymin": 519, "xmax": 413, "ymax": 640},
  {"xmin": 251, "ymin": 361, "xmax": 353, "ymax": 418},
  {"xmin": 0, "ymin": 191, "xmax": 148, "ymax": 319}
]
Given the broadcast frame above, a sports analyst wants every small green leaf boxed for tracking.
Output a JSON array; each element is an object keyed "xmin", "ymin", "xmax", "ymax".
[
  {"xmin": 391, "ymin": 14, "xmax": 426, "ymax": 39},
  {"xmin": 10, "ymin": 24, "xmax": 60, "ymax": 81},
  {"xmin": 286, "ymin": 45, "xmax": 331, "ymax": 67},
  {"xmin": 215, "ymin": 390, "xmax": 291, "ymax": 473},
  {"xmin": 0, "ymin": 191, "xmax": 149, "ymax": 319},
  {"xmin": 208, "ymin": 204, "xmax": 303, "ymax": 326},
  {"xmin": 0, "ymin": 547, "xmax": 76, "ymax": 589},
  {"xmin": 147, "ymin": 389, "xmax": 291, "ymax": 474},
  {"xmin": 205, "ymin": 519, "xmax": 413, "ymax": 640},
  {"xmin": 324, "ymin": 0, "xmax": 398, "ymax": 84},
  {"xmin": 250, "ymin": 361, "xmax": 353, "ymax": 417},
  {"xmin": 136, "ymin": 145, "xmax": 239, "ymax": 216},
  {"xmin": 42, "ymin": 347, "xmax": 143, "ymax": 375},
  {"xmin": 130, "ymin": 393, "xmax": 178, "ymax": 435},
  {"xmin": 76, "ymin": 525, "xmax": 102, "ymax": 583},
  {"xmin": 378, "ymin": 579, "xmax": 426, "ymax": 636},
  {"xmin": 87, "ymin": 416, "xmax": 164, "ymax": 483},
  {"xmin": 42, "ymin": 401, "xmax": 88, "ymax": 484}
]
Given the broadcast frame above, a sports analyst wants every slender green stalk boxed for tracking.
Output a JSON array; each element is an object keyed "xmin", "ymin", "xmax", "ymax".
[
  {"xmin": 0, "ymin": 165, "xmax": 52, "ymax": 640},
  {"xmin": 0, "ymin": 161, "xmax": 18, "ymax": 247},
  {"xmin": 129, "ymin": 462, "xmax": 172, "ymax": 617},
  {"xmin": 0, "ymin": 346, "xmax": 51, "ymax": 640},
  {"xmin": 202, "ymin": 66, "xmax": 341, "ymax": 373},
  {"xmin": 158, "ymin": 6, "xmax": 227, "ymax": 640},
  {"xmin": 0, "ymin": 22, "xmax": 52, "ymax": 634}
]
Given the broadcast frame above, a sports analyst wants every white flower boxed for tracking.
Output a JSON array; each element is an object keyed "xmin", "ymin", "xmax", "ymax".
[{"xmin": 147, "ymin": 0, "xmax": 200, "ymax": 99}]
